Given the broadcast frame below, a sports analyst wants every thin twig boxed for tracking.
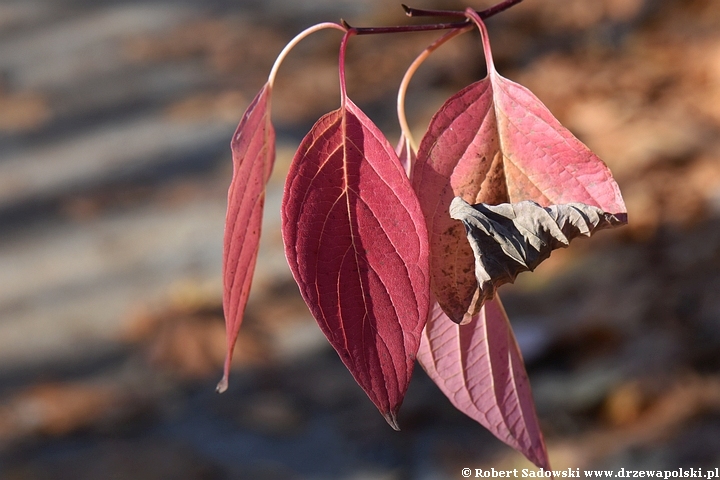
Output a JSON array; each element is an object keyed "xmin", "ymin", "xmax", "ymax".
[
  {"xmin": 347, "ymin": 0, "xmax": 524, "ymax": 35},
  {"xmin": 401, "ymin": 4, "xmax": 467, "ymax": 18},
  {"xmin": 477, "ymin": 0, "xmax": 524, "ymax": 19},
  {"xmin": 345, "ymin": 19, "xmax": 470, "ymax": 35},
  {"xmin": 403, "ymin": 0, "xmax": 524, "ymax": 20}
]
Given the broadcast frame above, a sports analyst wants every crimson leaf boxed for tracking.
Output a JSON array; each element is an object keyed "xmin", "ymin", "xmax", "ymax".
[
  {"xmin": 282, "ymin": 34, "xmax": 430, "ymax": 427},
  {"xmin": 219, "ymin": 84, "xmax": 275, "ymax": 392}
]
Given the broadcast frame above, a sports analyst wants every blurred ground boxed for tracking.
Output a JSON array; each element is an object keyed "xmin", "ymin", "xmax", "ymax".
[{"xmin": 0, "ymin": 0, "xmax": 719, "ymax": 478}]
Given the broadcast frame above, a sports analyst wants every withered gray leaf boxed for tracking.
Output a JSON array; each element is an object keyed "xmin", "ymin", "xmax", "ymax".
[{"xmin": 449, "ymin": 197, "xmax": 626, "ymax": 308}]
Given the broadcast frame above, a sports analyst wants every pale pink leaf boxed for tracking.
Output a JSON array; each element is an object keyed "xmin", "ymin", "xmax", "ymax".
[
  {"xmin": 418, "ymin": 296, "xmax": 550, "ymax": 469},
  {"xmin": 412, "ymin": 14, "xmax": 626, "ymax": 323}
]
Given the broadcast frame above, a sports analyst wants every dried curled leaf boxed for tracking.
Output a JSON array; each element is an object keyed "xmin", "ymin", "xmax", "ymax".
[{"xmin": 450, "ymin": 197, "xmax": 626, "ymax": 305}]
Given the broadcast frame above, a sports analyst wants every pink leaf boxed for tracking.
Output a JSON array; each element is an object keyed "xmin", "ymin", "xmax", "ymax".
[
  {"xmin": 412, "ymin": 13, "xmax": 626, "ymax": 323},
  {"xmin": 281, "ymin": 95, "xmax": 430, "ymax": 429},
  {"xmin": 418, "ymin": 296, "xmax": 550, "ymax": 469},
  {"xmin": 219, "ymin": 84, "xmax": 275, "ymax": 392}
]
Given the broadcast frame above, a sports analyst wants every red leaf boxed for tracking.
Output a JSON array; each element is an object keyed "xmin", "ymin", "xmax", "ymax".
[
  {"xmin": 417, "ymin": 296, "xmax": 550, "ymax": 469},
  {"xmin": 412, "ymin": 14, "xmax": 626, "ymax": 323},
  {"xmin": 282, "ymin": 96, "xmax": 430, "ymax": 429},
  {"xmin": 411, "ymin": 76, "xmax": 505, "ymax": 324},
  {"xmin": 219, "ymin": 84, "xmax": 275, "ymax": 392}
]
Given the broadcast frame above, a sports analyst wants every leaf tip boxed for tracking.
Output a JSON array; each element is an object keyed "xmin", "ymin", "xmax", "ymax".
[
  {"xmin": 382, "ymin": 411, "xmax": 401, "ymax": 431},
  {"xmin": 459, "ymin": 312, "xmax": 474, "ymax": 325},
  {"xmin": 216, "ymin": 353, "xmax": 232, "ymax": 393},
  {"xmin": 215, "ymin": 375, "xmax": 228, "ymax": 394},
  {"xmin": 613, "ymin": 211, "xmax": 629, "ymax": 226}
]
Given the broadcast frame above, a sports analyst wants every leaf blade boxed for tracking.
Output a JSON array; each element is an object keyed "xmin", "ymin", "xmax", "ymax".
[
  {"xmin": 418, "ymin": 296, "xmax": 549, "ymax": 469},
  {"xmin": 282, "ymin": 98, "xmax": 430, "ymax": 426},
  {"xmin": 450, "ymin": 198, "xmax": 625, "ymax": 305},
  {"xmin": 413, "ymin": 15, "xmax": 626, "ymax": 322},
  {"xmin": 492, "ymin": 74, "xmax": 626, "ymax": 215},
  {"xmin": 219, "ymin": 84, "xmax": 276, "ymax": 392},
  {"xmin": 412, "ymin": 79, "xmax": 508, "ymax": 324}
]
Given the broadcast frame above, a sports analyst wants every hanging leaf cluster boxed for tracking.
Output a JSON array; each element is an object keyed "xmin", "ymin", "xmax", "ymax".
[{"xmin": 218, "ymin": 3, "xmax": 627, "ymax": 470}]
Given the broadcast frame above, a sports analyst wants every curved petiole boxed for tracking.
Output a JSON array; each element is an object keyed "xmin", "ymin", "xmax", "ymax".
[
  {"xmin": 397, "ymin": 25, "xmax": 472, "ymax": 152},
  {"xmin": 268, "ymin": 22, "xmax": 348, "ymax": 89}
]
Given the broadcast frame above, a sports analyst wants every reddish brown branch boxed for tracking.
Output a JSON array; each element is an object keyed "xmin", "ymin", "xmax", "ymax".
[{"xmin": 347, "ymin": 0, "xmax": 524, "ymax": 35}]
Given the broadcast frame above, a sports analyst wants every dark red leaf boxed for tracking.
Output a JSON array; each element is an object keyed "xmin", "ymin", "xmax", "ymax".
[
  {"xmin": 412, "ymin": 13, "xmax": 625, "ymax": 323},
  {"xmin": 417, "ymin": 296, "xmax": 550, "ymax": 469},
  {"xmin": 218, "ymin": 84, "xmax": 275, "ymax": 392},
  {"xmin": 282, "ymin": 97, "xmax": 430, "ymax": 428}
]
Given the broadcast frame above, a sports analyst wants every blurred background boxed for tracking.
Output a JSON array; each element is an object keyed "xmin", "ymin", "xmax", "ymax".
[{"xmin": 0, "ymin": 0, "xmax": 719, "ymax": 478}]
